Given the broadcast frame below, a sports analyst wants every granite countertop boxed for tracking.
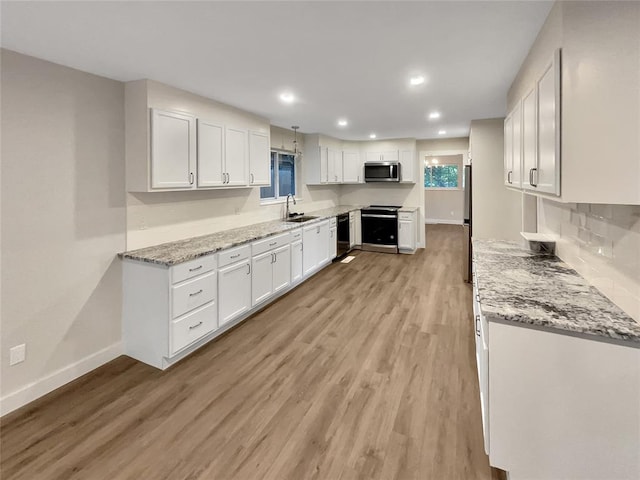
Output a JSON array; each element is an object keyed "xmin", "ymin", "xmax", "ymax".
[
  {"xmin": 119, "ymin": 205, "xmax": 363, "ymax": 266},
  {"xmin": 473, "ymin": 239, "xmax": 640, "ymax": 345}
]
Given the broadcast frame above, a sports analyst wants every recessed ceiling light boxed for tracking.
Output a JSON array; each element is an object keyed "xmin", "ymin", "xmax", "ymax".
[
  {"xmin": 410, "ymin": 75, "xmax": 425, "ymax": 86},
  {"xmin": 338, "ymin": 119, "xmax": 348, "ymax": 127},
  {"xmin": 279, "ymin": 92, "xmax": 295, "ymax": 104},
  {"xmin": 432, "ymin": 159, "xmax": 439, "ymax": 164},
  {"xmin": 429, "ymin": 112, "xmax": 441, "ymax": 120},
  {"xmin": 438, "ymin": 130, "xmax": 447, "ymax": 135},
  {"xmin": 369, "ymin": 133, "xmax": 377, "ymax": 139}
]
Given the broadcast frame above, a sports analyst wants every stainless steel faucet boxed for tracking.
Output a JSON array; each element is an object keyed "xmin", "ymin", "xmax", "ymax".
[{"xmin": 285, "ymin": 193, "xmax": 296, "ymax": 219}]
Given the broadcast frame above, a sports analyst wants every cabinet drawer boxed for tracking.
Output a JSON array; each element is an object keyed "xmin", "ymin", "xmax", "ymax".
[
  {"xmin": 329, "ymin": 217, "xmax": 337, "ymax": 227},
  {"xmin": 290, "ymin": 228, "xmax": 302, "ymax": 242},
  {"xmin": 171, "ymin": 254, "xmax": 217, "ymax": 284},
  {"xmin": 170, "ymin": 301, "xmax": 217, "ymax": 355},
  {"xmin": 398, "ymin": 211, "xmax": 413, "ymax": 221},
  {"xmin": 218, "ymin": 244, "xmax": 251, "ymax": 268},
  {"xmin": 172, "ymin": 271, "xmax": 216, "ymax": 318},
  {"xmin": 252, "ymin": 232, "xmax": 290, "ymax": 256}
]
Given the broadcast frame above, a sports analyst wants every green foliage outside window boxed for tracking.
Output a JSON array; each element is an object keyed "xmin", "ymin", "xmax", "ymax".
[{"xmin": 424, "ymin": 165, "xmax": 459, "ymax": 188}]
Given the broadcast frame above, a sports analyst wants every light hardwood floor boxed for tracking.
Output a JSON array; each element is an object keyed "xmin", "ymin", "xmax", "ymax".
[{"xmin": 1, "ymin": 225, "xmax": 503, "ymax": 480}]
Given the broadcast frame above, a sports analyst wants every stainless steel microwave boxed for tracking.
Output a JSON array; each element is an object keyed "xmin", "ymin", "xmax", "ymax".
[{"xmin": 364, "ymin": 162, "xmax": 401, "ymax": 182}]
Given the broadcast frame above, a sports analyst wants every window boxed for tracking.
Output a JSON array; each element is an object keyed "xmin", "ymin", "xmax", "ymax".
[
  {"xmin": 424, "ymin": 164, "xmax": 459, "ymax": 188},
  {"xmin": 260, "ymin": 151, "xmax": 296, "ymax": 201},
  {"xmin": 424, "ymin": 154, "xmax": 462, "ymax": 188}
]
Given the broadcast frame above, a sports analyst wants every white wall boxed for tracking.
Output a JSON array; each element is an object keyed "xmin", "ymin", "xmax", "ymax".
[
  {"xmin": 470, "ymin": 119, "xmax": 522, "ymax": 242},
  {"xmin": 417, "ymin": 137, "xmax": 469, "ymax": 224},
  {"xmin": 1, "ymin": 50, "xmax": 126, "ymax": 414}
]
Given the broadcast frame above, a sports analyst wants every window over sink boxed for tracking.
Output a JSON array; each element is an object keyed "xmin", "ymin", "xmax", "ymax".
[{"xmin": 260, "ymin": 151, "xmax": 296, "ymax": 202}]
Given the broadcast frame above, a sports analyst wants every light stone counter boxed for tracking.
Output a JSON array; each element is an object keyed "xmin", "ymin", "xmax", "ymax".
[
  {"xmin": 119, "ymin": 205, "xmax": 363, "ymax": 266},
  {"xmin": 473, "ymin": 239, "xmax": 640, "ymax": 344}
]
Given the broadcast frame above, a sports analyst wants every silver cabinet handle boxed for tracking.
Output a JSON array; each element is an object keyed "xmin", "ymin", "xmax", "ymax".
[
  {"xmin": 251, "ymin": 173, "xmax": 254, "ymax": 184},
  {"xmin": 189, "ymin": 321, "xmax": 203, "ymax": 330},
  {"xmin": 269, "ymin": 242, "xmax": 277, "ymax": 247},
  {"xmin": 189, "ymin": 265, "xmax": 202, "ymax": 272},
  {"xmin": 475, "ymin": 315, "xmax": 480, "ymax": 336},
  {"xmin": 189, "ymin": 172, "xmax": 194, "ymax": 185},
  {"xmin": 507, "ymin": 170, "xmax": 513, "ymax": 184},
  {"xmin": 230, "ymin": 254, "xmax": 240, "ymax": 259},
  {"xmin": 189, "ymin": 289, "xmax": 203, "ymax": 297},
  {"xmin": 529, "ymin": 168, "xmax": 537, "ymax": 187},
  {"xmin": 273, "ymin": 252, "xmax": 277, "ymax": 263},
  {"xmin": 247, "ymin": 263, "xmax": 251, "ymax": 275}
]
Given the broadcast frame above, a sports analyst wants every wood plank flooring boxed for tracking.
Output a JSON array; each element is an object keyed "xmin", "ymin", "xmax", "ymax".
[{"xmin": 1, "ymin": 224, "xmax": 503, "ymax": 480}]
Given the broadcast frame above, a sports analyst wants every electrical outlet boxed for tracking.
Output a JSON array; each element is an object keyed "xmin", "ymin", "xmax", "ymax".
[{"xmin": 10, "ymin": 344, "xmax": 26, "ymax": 366}]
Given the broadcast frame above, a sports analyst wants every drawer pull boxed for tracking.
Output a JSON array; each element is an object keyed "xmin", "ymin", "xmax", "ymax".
[
  {"xmin": 189, "ymin": 321, "xmax": 203, "ymax": 330},
  {"xmin": 189, "ymin": 289, "xmax": 203, "ymax": 297},
  {"xmin": 189, "ymin": 265, "xmax": 203, "ymax": 272},
  {"xmin": 475, "ymin": 315, "xmax": 481, "ymax": 336},
  {"xmin": 269, "ymin": 241, "xmax": 277, "ymax": 246},
  {"xmin": 230, "ymin": 254, "xmax": 241, "ymax": 259}
]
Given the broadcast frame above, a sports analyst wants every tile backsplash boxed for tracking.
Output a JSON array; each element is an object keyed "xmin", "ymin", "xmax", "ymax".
[{"xmin": 538, "ymin": 199, "xmax": 640, "ymax": 322}]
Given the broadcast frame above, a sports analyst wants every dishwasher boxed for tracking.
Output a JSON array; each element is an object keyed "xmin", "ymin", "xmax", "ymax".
[{"xmin": 336, "ymin": 213, "xmax": 350, "ymax": 258}]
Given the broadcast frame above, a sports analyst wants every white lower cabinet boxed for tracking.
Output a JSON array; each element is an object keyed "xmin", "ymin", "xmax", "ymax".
[
  {"xmin": 329, "ymin": 218, "xmax": 337, "ymax": 260},
  {"xmin": 218, "ymin": 246, "xmax": 252, "ymax": 327},
  {"xmin": 303, "ymin": 220, "xmax": 330, "ymax": 277},
  {"xmin": 398, "ymin": 209, "xmax": 417, "ymax": 253},
  {"xmin": 251, "ymin": 242, "xmax": 291, "ymax": 307},
  {"xmin": 171, "ymin": 301, "xmax": 218, "ymax": 356},
  {"xmin": 349, "ymin": 211, "xmax": 356, "ymax": 248},
  {"xmin": 290, "ymin": 229, "xmax": 303, "ymax": 284}
]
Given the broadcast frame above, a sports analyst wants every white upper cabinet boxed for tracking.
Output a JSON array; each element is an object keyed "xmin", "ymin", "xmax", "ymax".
[
  {"xmin": 125, "ymin": 80, "xmax": 269, "ymax": 192},
  {"xmin": 248, "ymin": 131, "xmax": 270, "ymax": 186},
  {"xmin": 504, "ymin": 102, "xmax": 522, "ymax": 188},
  {"xmin": 224, "ymin": 127, "xmax": 248, "ymax": 186},
  {"xmin": 519, "ymin": 50, "xmax": 561, "ymax": 196},
  {"xmin": 399, "ymin": 150, "xmax": 415, "ymax": 183},
  {"xmin": 365, "ymin": 150, "xmax": 399, "ymax": 163},
  {"xmin": 342, "ymin": 151, "xmax": 362, "ymax": 183},
  {"xmin": 535, "ymin": 50, "xmax": 561, "ymax": 196},
  {"xmin": 521, "ymin": 88, "xmax": 538, "ymax": 192},
  {"xmin": 197, "ymin": 119, "xmax": 224, "ymax": 187},
  {"xmin": 150, "ymin": 109, "xmax": 196, "ymax": 189},
  {"xmin": 327, "ymin": 148, "xmax": 343, "ymax": 183}
]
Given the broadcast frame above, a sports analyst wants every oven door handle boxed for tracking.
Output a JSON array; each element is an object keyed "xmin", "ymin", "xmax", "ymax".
[{"xmin": 361, "ymin": 214, "xmax": 397, "ymax": 219}]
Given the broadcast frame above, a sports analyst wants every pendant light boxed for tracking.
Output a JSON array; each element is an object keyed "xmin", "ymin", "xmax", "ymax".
[{"xmin": 292, "ymin": 126, "xmax": 302, "ymax": 159}]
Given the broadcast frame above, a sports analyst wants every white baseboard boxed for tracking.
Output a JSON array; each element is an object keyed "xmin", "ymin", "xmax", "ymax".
[
  {"xmin": 0, "ymin": 341, "xmax": 123, "ymax": 417},
  {"xmin": 425, "ymin": 218, "xmax": 464, "ymax": 225}
]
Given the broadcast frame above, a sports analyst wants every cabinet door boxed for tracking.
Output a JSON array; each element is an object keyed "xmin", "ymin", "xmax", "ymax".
[
  {"xmin": 197, "ymin": 119, "xmax": 225, "ymax": 187},
  {"xmin": 329, "ymin": 226, "xmax": 337, "ymax": 259},
  {"xmin": 248, "ymin": 131, "xmax": 270, "ymax": 186},
  {"xmin": 398, "ymin": 219, "xmax": 414, "ymax": 250},
  {"xmin": 291, "ymin": 240, "xmax": 303, "ymax": 284},
  {"xmin": 365, "ymin": 151, "xmax": 381, "ymax": 163},
  {"xmin": 327, "ymin": 148, "xmax": 342, "ymax": 183},
  {"xmin": 400, "ymin": 150, "xmax": 415, "ymax": 183},
  {"xmin": 218, "ymin": 260, "xmax": 251, "ymax": 326},
  {"xmin": 224, "ymin": 127, "xmax": 248, "ymax": 186},
  {"xmin": 319, "ymin": 147, "xmax": 329, "ymax": 183},
  {"xmin": 302, "ymin": 224, "xmax": 318, "ymax": 277},
  {"xmin": 272, "ymin": 245, "xmax": 291, "ymax": 294},
  {"xmin": 522, "ymin": 88, "xmax": 537, "ymax": 191},
  {"xmin": 151, "ymin": 109, "xmax": 196, "ymax": 189},
  {"xmin": 504, "ymin": 113, "xmax": 514, "ymax": 186},
  {"xmin": 381, "ymin": 150, "xmax": 399, "ymax": 162},
  {"xmin": 342, "ymin": 151, "xmax": 362, "ymax": 183},
  {"xmin": 317, "ymin": 221, "xmax": 330, "ymax": 266},
  {"xmin": 251, "ymin": 251, "xmax": 274, "ymax": 307},
  {"xmin": 511, "ymin": 101, "xmax": 523, "ymax": 188},
  {"xmin": 536, "ymin": 50, "xmax": 561, "ymax": 196}
]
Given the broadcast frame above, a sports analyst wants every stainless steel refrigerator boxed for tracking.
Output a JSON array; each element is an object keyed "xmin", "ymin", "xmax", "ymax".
[{"xmin": 462, "ymin": 165, "xmax": 472, "ymax": 282}]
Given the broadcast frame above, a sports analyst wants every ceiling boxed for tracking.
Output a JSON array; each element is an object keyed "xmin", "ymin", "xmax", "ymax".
[{"xmin": 1, "ymin": 1, "xmax": 553, "ymax": 141}]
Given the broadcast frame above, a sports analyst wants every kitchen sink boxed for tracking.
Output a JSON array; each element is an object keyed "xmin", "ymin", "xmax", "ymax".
[{"xmin": 286, "ymin": 215, "xmax": 319, "ymax": 223}]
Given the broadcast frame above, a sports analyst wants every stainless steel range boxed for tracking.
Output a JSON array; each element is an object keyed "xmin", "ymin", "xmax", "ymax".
[{"xmin": 361, "ymin": 205, "xmax": 400, "ymax": 253}]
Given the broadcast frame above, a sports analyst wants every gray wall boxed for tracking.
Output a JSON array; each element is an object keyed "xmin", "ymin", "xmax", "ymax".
[{"xmin": 1, "ymin": 50, "xmax": 126, "ymax": 408}]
